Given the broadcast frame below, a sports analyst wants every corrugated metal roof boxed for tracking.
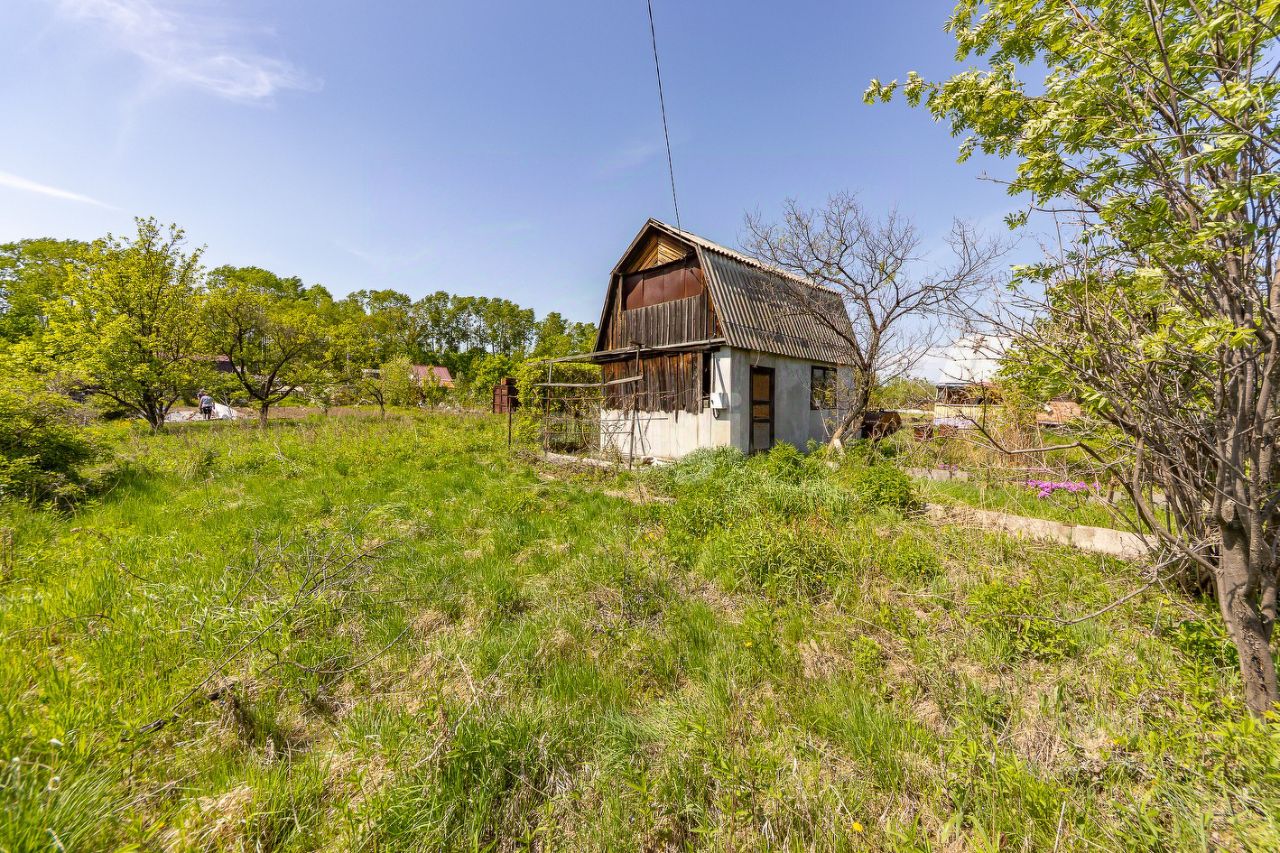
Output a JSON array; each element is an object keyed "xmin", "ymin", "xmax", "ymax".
[
  {"xmin": 409, "ymin": 365, "xmax": 454, "ymax": 386},
  {"xmin": 644, "ymin": 219, "xmax": 855, "ymax": 363}
]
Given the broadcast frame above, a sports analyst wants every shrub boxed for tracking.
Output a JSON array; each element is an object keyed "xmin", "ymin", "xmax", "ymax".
[
  {"xmin": 0, "ymin": 378, "xmax": 98, "ymax": 504},
  {"xmin": 381, "ymin": 355, "xmax": 421, "ymax": 407},
  {"xmin": 844, "ymin": 463, "xmax": 918, "ymax": 510},
  {"xmin": 663, "ymin": 442, "xmax": 881, "ymax": 516},
  {"xmin": 745, "ymin": 442, "xmax": 814, "ymax": 483}
]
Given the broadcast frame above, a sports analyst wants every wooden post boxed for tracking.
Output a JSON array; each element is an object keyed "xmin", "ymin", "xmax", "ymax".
[
  {"xmin": 628, "ymin": 343, "xmax": 640, "ymax": 469},
  {"xmin": 543, "ymin": 361, "xmax": 552, "ymax": 455}
]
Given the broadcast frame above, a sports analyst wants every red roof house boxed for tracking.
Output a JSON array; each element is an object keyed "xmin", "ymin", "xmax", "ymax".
[{"xmin": 409, "ymin": 365, "xmax": 454, "ymax": 388}]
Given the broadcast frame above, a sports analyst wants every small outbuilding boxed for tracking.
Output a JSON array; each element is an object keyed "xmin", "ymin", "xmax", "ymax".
[
  {"xmin": 492, "ymin": 377, "xmax": 519, "ymax": 414},
  {"xmin": 587, "ymin": 219, "xmax": 855, "ymax": 460},
  {"xmin": 410, "ymin": 365, "xmax": 454, "ymax": 389}
]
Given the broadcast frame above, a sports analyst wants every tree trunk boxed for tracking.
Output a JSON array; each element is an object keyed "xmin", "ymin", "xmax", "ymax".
[
  {"xmin": 258, "ymin": 402, "xmax": 270, "ymax": 428},
  {"xmin": 144, "ymin": 401, "xmax": 165, "ymax": 432},
  {"xmin": 1218, "ymin": 524, "xmax": 1280, "ymax": 717},
  {"xmin": 828, "ymin": 379, "xmax": 873, "ymax": 451}
]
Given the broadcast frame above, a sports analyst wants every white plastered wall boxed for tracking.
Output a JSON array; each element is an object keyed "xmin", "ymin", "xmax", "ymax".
[
  {"xmin": 600, "ymin": 347, "xmax": 848, "ymax": 460},
  {"xmin": 725, "ymin": 349, "xmax": 849, "ymax": 453}
]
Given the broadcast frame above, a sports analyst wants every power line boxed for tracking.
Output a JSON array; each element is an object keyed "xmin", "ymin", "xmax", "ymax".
[{"xmin": 645, "ymin": 0, "xmax": 681, "ymax": 230}]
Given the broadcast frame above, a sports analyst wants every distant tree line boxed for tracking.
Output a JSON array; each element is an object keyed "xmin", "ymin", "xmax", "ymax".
[{"xmin": 0, "ymin": 218, "xmax": 596, "ymax": 433}]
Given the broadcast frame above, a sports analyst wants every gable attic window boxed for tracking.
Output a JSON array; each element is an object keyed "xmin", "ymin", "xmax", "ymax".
[
  {"xmin": 811, "ymin": 366, "xmax": 837, "ymax": 409},
  {"xmin": 621, "ymin": 257, "xmax": 703, "ymax": 310}
]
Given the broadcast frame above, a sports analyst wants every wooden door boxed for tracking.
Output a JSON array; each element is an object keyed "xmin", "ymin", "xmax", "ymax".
[{"xmin": 750, "ymin": 367, "xmax": 774, "ymax": 454}]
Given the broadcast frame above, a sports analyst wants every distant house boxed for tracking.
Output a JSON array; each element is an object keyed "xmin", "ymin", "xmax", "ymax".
[
  {"xmin": 932, "ymin": 380, "xmax": 1081, "ymax": 430},
  {"xmin": 409, "ymin": 365, "xmax": 454, "ymax": 388},
  {"xmin": 933, "ymin": 381, "xmax": 996, "ymax": 429},
  {"xmin": 588, "ymin": 219, "xmax": 856, "ymax": 459},
  {"xmin": 193, "ymin": 354, "xmax": 236, "ymax": 374},
  {"xmin": 360, "ymin": 365, "xmax": 454, "ymax": 389}
]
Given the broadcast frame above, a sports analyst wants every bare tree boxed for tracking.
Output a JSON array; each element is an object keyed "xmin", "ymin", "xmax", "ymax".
[{"xmin": 744, "ymin": 193, "xmax": 1004, "ymax": 446}]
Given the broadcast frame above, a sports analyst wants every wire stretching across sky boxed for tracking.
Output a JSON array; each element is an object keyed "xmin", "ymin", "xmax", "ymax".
[{"xmin": 646, "ymin": 0, "xmax": 681, "ymax": 230}]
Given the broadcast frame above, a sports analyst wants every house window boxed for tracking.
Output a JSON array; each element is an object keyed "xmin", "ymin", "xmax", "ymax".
[{"xmin": 811, "ymin": 366, "xmax": 837, "ymax": 409}]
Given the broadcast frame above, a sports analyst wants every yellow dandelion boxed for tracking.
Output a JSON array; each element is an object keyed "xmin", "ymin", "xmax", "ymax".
[{"xmin": 852, "ymin": 821, "xmax": 864, "ymax": 833}]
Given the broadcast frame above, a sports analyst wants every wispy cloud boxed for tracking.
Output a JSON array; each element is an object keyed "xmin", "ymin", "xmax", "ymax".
[
  {"xmin": 54, "ymin": 0, "xmax": 319, "ymax": 102},
  {"xmin": 595, "ymin": 141, "xmax": 661, "ymax": 178},
  {"xmin": 0, "ymin": 170, "xmax": 117, "ymax": 208},
  {"xmin": 335, "ymin": 241, "xmax": 434, "ymax": 270}
]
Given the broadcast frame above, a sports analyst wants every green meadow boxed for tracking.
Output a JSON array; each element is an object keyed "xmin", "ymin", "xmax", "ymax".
[{"xmin": 3, "ymin": 413, "xmax": 1277, "ymax": 851}]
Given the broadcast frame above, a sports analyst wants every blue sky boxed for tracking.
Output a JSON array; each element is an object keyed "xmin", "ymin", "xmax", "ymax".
[{"xmin": 0, "ymin": 1, "xmax": 1018, "ymax": 326}]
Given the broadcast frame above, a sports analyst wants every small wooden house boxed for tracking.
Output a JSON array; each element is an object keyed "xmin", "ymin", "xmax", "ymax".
[{"xmin": 592, "ymin": 219, "xmax": 855, "ymax": 459}]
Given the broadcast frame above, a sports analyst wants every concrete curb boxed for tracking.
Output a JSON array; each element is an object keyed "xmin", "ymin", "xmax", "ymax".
[{"xmin": 924, "ymin": 504, "xmax": 1148, "ymax": 560}]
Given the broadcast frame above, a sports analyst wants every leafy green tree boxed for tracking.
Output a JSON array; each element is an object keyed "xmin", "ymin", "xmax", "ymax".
[
  {"xmin": 532, "ymin": 312, "xmax": 598, "ymax": 358},
  {"xmin": 311, "ymin": 302, "xmax": 379, "ymax": 414},
  {"xmin": 466, "ymin": 352, "xmax": 519, "ymax": 402},
  {"xmin": 0, "ymin": 373, "xmax": 99, "ymax": 505},
  {"xmin": 41, "ymin": 218, "xmax": 204, "ymax": 430},
  {"xmin": 381, "ymin": 355, "xmax": 421, "ymax": 408},
  {"xmin": 204, "ymin": 266, "xmax": 330, "ymax": 427},
  {"xmin": 356, "ymin": 355, "xmax": 418, "ymax": 417},
  {"xmin": 0, "ymin": 239, "xmax": 88, "ymax": 346},
  {"xmin": 872, "ymin": 1, "xmax": 1280, "ymax": 714},
  {"xmin": 414, "ymin": 291, "xmax": 468, "ymax": 354},
  {"xmin": 477, "ymin": 297, "xmax": 536, "ymax": 355},
  {"xmin": 343, "ymin": 288, "xmax": 424, "ymax": 363},
  {"xmin": 870, "ymin": 376, "xmax": 935, "ymax": 410}
]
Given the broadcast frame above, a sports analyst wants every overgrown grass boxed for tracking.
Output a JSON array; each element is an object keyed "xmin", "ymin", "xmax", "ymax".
[{"xmin": 2, "ymin": 415, "xmax": 1277, "ymax": 850}]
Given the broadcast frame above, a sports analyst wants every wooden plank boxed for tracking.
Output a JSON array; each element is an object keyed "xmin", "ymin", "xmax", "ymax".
[{"xmin": 538, "ymin": 375, "xmax": 642, "ymax": 388}]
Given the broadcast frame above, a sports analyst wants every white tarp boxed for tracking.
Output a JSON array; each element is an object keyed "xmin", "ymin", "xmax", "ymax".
[
  {"xmin": 165, "ymin": 403, "xmax": 239, "ymax": 422},
  {"xmin": 918, "ymin": 333, "xmax": 1007, "ymax": 383}
]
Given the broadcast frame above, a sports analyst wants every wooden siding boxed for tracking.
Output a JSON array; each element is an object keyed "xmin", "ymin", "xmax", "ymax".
[
  {"xmin": 625, "ymin": 232, "xmax": 690, "ymax": 272},
  {"xmin": 603, "ymin": 353, "xmax": 702, "ymax": 414},
  {"xmin": 601, "ymin": 256, "xmax": 720, "ymax": 351},
  {"xmin": 606, "ymin": 294, "xmax": 718, "ymax": 350}
]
